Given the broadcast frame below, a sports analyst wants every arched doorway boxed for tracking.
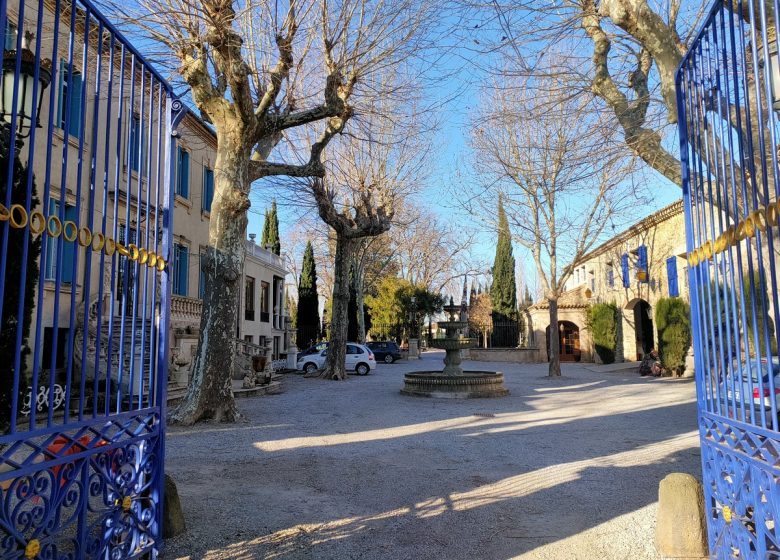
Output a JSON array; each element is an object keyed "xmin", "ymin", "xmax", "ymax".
[
  {"xmin": 546, "ymin": 321, "xmax": 581, "ymax": 362},
  {"xmin": 627, "ymin": 299, "xmax": 654, "ymax": 360}
]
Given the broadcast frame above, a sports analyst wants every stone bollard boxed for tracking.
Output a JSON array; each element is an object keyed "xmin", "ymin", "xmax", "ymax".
[
  {"xmin": 164, "ymin": 474, "xmax": 186, "ymax": 538},
  {"xmin": 408, "ymin": 338, "xmax": 419, "ymax": 359},
  {"xmin": 656, "ymin": 473, "xmax": 708, "ymax": 558},
  {"xmin": 286, "ymin": 345, "xmax": 298, "ymax": 369}
]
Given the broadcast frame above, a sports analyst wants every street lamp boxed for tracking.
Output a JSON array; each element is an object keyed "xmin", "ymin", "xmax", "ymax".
[
  {"xmin": 1, "ymin": 31, "xmax": 51, "ymax": 147},
  {"xmin": 759, "ymin": 40, "xmax": 780, "ymax": 110}
]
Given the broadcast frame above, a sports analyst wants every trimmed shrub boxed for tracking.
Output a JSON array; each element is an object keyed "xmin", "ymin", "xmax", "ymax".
[
  {"xmin": 588, "ymin": 303, "xmax": 619, "ymax": 364},
  {"xmin": 655, "ymin": 297, "xmax": 691, "ymax": 376}
]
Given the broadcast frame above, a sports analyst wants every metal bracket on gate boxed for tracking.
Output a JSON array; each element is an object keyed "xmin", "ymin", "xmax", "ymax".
[{"xmin": 171, "ymin": 98, "xmax": 186, "ymax": 136}]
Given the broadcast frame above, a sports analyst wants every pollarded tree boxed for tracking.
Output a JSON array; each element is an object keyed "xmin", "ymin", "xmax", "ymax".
[
  {"xmin": 297, "ymin": 241, "xmax": 320, "ymax": 348},
  {"xmin": 468, "ymin": 78, "xmax": 639, "ymax": 377},
  {"xmin": 129, "ymin": 0, "xmax": 439, "ymax": 422},
  {"xmin": 309, "ymin": 103, "xmax": 426, "ymax": 380}
]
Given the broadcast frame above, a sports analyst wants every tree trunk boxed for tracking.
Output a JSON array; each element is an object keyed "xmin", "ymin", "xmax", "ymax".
[
  {"xmin": 355, "ymin": 267, "xmax": 366, "ymax": 344},
  {"xmin": 322, "ymin": 233, "xmax": 354, "ymax": 380},
  {"xmin": 170, "ymin": 135, "xmax": 250, "ymax": 424},
  {"xmin": 548, "ymin": 297, "xmax": 561, "ymax": 378}
]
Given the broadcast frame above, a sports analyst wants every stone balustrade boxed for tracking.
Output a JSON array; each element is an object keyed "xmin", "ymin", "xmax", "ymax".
[{"xmin": 171, "ymin": 295, "xmax": 203, "ymax": 323}]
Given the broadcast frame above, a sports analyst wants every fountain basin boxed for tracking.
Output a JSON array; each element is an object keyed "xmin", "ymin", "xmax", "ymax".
[
  {"xmin": 429, "ymin": 338, "xmax": 477, "ymax": 351},
  {"xmin": 436, "ymin": 320, "xmax": 468, "ymax": 330},
  {"xmin": 401, "ymin": 372, "xmax": 509, "ymax": 398}
]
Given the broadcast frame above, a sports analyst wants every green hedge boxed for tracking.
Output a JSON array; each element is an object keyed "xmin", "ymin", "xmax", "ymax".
[
  {"xmin": 588, "ymin": 303, "xmax": 619, "ymax": 364},
  {"xmin": 655, "ymin": 297, "xmax": 691, "ymax": 376}
]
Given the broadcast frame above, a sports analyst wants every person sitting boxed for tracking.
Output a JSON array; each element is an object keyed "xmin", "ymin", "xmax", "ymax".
[{"xmin": 640, "ymin": 349, "xmax": 663, "ymax": 377}]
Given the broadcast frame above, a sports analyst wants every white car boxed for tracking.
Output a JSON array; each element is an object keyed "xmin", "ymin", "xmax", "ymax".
[{"xmin": 297, "ymin": 343, "xmax": 376, "ymax": 375}]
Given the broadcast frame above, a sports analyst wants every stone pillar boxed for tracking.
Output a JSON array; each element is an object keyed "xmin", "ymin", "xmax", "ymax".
[
  {"xmin": 683, "ymin": 346, "xmax": 695, "ymax": 378},
  {"xmin": 408, "ymin": 338, "xmax": 419, "ymax": 359},
  {"xmin": 286, "ymin": 344, "xmax": 298, "ymax": 370}
]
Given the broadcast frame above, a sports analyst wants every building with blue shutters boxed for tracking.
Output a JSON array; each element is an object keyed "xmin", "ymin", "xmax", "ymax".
[{"xmin": 527, "ymin": 201, "xmax": 689, "ymax": 364}]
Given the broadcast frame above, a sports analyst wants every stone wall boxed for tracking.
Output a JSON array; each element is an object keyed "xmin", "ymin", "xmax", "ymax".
[{"xmin": 467, "ymin": 348, "xmax": 541, "ymax": 363}]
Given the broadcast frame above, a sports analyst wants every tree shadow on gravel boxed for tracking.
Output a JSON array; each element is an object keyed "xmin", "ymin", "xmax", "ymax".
[{"xmin": 163, "ymin": 399, "xmax": 701, "ymax": 560}]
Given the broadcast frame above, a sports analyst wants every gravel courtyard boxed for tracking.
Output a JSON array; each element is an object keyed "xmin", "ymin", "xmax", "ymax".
[{"xmin": 164, "ymin": 351, "xmax": 702, "ymax": 560}]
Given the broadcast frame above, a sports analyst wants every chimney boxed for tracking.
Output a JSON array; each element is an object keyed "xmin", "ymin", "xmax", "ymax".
[{"xmin": 249, "ymin": 233, "xmax": 256, "ymax": 243}]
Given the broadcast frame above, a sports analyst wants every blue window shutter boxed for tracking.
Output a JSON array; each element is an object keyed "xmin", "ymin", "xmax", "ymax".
[
  {"xmin": 62, "ymin": 205, "xmax": 77, "ymax": 282},
  {"xmin": 203, "ymin": 168, "xmax": 214, "ymax": 212},
  {"xmin": 175, "ymin": 147, "xmax": 181, "ymax": 195},
  {"xmin": 198, "ymin": 255, "xmax": 206, "ymax": 299},
  {"xmin": 4, "ymin": 22, "xmax": 16, "ymax": 50},
  {"xmin": 45, "ymin": 199, "xmax": 59, "ymax": 279},
  {"xmin": 182, "ymin": 151, "xmax": 190, "ymax": 198},
  {"xmin": 180, "ymin": 248, "xmax": 189, "ymax": 296},
  {"xmin": 636, "ymin": 245, "xmax": 648, "ymax": 283},
  {"xmin": 621, "ymin": 254, "xmax": 630, "ymax": 288},
  {"xmin": 667, "ymin": 257, "xmax": 679, "ymax": 297},
  {"xmin": 130, "ymin": 115, "xmax": 140, "ymax": 172},
  {"xmin": 67, "ymin": 71, "xmax": 82, "ymax": 138}
]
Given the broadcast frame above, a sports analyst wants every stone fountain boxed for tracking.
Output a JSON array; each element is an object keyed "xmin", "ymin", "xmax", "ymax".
[{"xmin": 401, "ymin": 299, "xmax": 509, "ymax": 398}]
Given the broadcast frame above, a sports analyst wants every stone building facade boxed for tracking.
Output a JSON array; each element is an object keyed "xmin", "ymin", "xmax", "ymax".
[
  {"xmin": 9, "ymin": 0, "xmax": 290, "ymax": 397},
  {"xmin": 528, "ymin": 201, "xmax": 689, "ymax": 363}
]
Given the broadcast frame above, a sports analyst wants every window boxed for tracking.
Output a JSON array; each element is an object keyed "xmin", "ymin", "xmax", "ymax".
[
  {"xmin": 128, "ymin": 113, "xmax": 145, "ymax": 173},
  {"xmin": 260, "ymin": 281, "xmax": 270, "ymax": 322},
  {"xmin": 44, "ymin": 199, "xmax": 77, "ymax": 281},
  {"xmin": 606, "ymin": 266, "xmax": 615, "ymax": 289},
  {"xmin": 172, "ymin": 244, "xmax": 189, "ymax": 296},
  {"xmin": 176, "ymin": 147, "xmax": 190, "ymax": 198},
  {"xmin": 57, "ymin": 60, "xmax": 83, "ymax": 138},
  {"xmin": 203, "ymin": 167, "xmax": 214, "ymax": 212},
  {"xmin": 244, "ymin": 335, "xmax": 253, "ymax": 344},
  {"xmin": 245, "ymin": 276, "xmax": 255, "ymax": 321}
]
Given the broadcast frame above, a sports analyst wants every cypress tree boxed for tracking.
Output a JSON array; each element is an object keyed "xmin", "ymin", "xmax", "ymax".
[
  {"xmin": 297, "ymin": 241, "xmax": 320, "ymax": 347},
  {"xmin": 260, "ymin": 209, "xmax": 270, "ymax": 248},
  {"xmin": 491, "ymin": 197, "xmax": 517, "ymax": 321},
  {"xmin": 268, "ymin": 199, "xmax": 281, "ymax": 256}
]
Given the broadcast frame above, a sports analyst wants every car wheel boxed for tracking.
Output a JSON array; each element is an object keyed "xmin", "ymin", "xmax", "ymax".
[
  {"xmin": 304, "ymin": 362, "xmax": 318, "ymax": 374},
  {"xmin": 356, "ymin": 363, "xmax": 369, "ymax": 376},
  {"xmin": 384, "ymin": 354, "xmax": 394, "ymax": 364}
]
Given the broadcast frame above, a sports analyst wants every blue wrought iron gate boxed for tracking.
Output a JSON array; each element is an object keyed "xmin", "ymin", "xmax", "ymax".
[
  {"xmin": 0, "ymin": 0, "xmax": 180, "ymax": 556},
  {"xmin": 678, "ymin": 1, "xmax": 780, "ymax": 557}
]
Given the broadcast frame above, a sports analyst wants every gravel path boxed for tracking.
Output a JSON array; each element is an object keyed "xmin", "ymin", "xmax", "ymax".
[{"xmin": 163, "ymin": 351, "xmax": 701, "ymax": 560}]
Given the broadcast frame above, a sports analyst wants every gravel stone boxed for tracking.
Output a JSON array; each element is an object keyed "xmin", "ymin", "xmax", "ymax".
[{"xmin": 163, "ymin": 351, "xmax": 701, "ymax": 559}]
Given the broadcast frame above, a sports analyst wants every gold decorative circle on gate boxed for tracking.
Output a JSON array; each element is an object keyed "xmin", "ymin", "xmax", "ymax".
[
  {"xmin": 122, "ymin": 496, "xmax": 132, "ymax": 512},
  {"xmin": 24, "ymin": 539, "xmax": 40, "ymax": 559},
  {"xmin": 0, "ymin": 202, "xmax": 167, "ymax": 272},
  {"xmin": 9, "ymin": 204, "xmax": 28, "ymax": 228},
  {"xmin": 28, "ymin": 210, "xmax": 45, "ymax": 236},
  {"xmin": 723, "ymin": 505, "xmax": 733, "ymax": 523}
]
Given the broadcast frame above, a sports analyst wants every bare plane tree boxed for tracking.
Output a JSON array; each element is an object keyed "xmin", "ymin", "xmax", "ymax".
[
  {"xmin": 465, "ymin": 0, "xmax": 775, "ymax": 212},
  {"xmin": 118, "ymin": 0, "xmax": 439, "ymax": 423},
  {"xmin": 308, "ymin": 105, "xmax": 429, "ymax": 379},
  {"xmin": 468, "ymin": 80, "xmax": 640, "ymax": 377}
]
